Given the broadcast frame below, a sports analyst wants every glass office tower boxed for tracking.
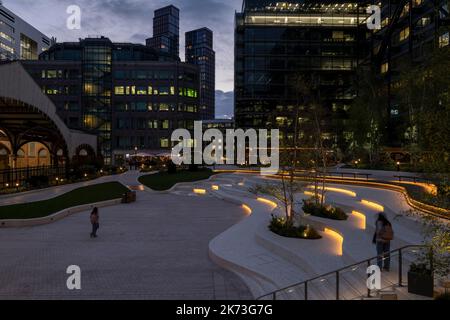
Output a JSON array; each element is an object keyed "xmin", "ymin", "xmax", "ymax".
[
  {"xmin": 235, "ymin": 0, "xmax": 369, "ymax": 153},
  {"xmin": 186, "ymin": 28, "xmax": 216, "ymax": 120},
  {"xmin": 147, "ymin": 5, "xmax": 180, "ymax": 59}
]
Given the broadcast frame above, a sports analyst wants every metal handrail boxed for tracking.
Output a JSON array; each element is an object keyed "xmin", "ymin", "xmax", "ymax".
[{"xmin": 257, "ymin": 244, "xmax": 431, "ymax": 300}]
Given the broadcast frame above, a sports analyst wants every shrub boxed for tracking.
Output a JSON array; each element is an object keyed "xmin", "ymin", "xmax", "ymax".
[
  {"xmin": 26, "ymin": 175, "xmax": 49, "ymax": 188},
  {"xmin": 435, "ymin": 292, "xmax": 450, "ymax": 300},
  {"xmin": 188, "ymin": 164, "xmax": 199, "ymax": 172},
  {"xmin": 269, "ymin": 215, "xmax": 322, "ymax": 239},
  {"xmin": 302, "ymin": 200, "xmax": 348, "ymax": 220},
  {"xmin": 167, "ymin": 161, "xmax": 177, "ymax": 174},
  {"xmin": 409, "ymin": 263, "xmax": 432, "ymax": 275}
]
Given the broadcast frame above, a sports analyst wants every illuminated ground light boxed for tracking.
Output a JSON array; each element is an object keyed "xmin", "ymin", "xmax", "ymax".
[
  {"xmin": 361, "ymin": 199, "xmax": 384, "ymax": 212},
  {"xmin": 238, "ymin": 182, "xmax": 245, "ymax": 186},
  {"xmin": 242, "ymin": 204, "xmax": 252, "ymax": 215},
  {"xmin": 324, "ymin": 228, "xmax": 343, "ymax": 256},
  {"xmin": 193, "ymin": 189, "xmax": 206, "ymax": 195},
  {"xmin": 392, "ymin": 181, "xmax": 438, "ymax": 196},
  {"xmin": 351, "ymin": 211, "xmax": 366, "ymax": 230},
  {"xmin": 211, "ymin": 185, "xmax": 219, "ymax": 191},
  {"xmin": 307, "ymin": 186, "xmax": 356, "ymax": 198},
  {"xmin": 257, "ymin": 197, "xmax": 278, "ymax": 209}
]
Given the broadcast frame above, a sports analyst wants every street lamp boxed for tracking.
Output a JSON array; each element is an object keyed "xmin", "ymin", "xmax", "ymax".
[
  {"xmin": 134, "ymin": 147, "xmax": 138, "ymax": 170},
  {"xmin": 396, "ymin": 161, "xmax": 401, "ymax": 172}
]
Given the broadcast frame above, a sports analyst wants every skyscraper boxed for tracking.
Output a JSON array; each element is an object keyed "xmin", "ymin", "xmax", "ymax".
[
  {"xmin": 0, "ymin": 2, "xmax": 50, "ymax": 60},
  {"xmin": 146, "ymin": 5, "xmax": 180, "ymax": 59},
  {"xmin": 186, "ymin": 28, "xmax": 216, "ymax": 119}
]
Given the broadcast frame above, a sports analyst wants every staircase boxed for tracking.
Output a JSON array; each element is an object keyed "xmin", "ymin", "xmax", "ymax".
[{"xmin": 258, "ymin": 245, "xmax": 435, "ymax": 300}]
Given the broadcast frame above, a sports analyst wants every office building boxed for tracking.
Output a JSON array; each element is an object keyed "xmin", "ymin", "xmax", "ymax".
[
  {"xmin": 146, "ymin": 5, "xmax": 180, "ymax": 59},
  {"xmin": 0, "ymin": 1, "xmax": 50, "ymax": 60},
  {"xmin": 22, "ymin": 37, "xmax": 200, "ymax": 165},
  {"xmin": 368, "ymin": 0, "xmax": 449, "ymax": 148},
  {"xmin": 186, "ymin": 28, "xmax": 216, "ymax": 119},
  {"xmin": 235, "ymin": 0, "xmax": 369, "ymax": 154}
]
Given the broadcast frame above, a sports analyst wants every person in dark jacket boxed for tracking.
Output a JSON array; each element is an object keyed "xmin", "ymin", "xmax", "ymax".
[
  {"xmin": 373, "ymin": 212, "xmax": 394, "ymax": 271},
  {"xmin": 90, "ymin": 207, "xmax": 100, "ymax": 238}
]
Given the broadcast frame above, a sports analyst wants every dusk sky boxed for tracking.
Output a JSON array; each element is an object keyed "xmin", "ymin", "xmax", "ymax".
[{"xmin": 3, "ymin": 0, "xmax": 242, "ymax": 93}]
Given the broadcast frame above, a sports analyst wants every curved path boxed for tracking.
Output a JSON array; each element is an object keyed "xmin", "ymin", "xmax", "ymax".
[{"xmin": 0, "ymin": 172, "xmax": 252, "ymax": 300}]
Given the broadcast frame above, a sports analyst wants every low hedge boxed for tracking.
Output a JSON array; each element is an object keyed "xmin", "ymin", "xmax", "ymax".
[
  {"xmin": 269, "ymin": 215, "xmax": 322, "ymax": 239},
  {"xmin": 302, "ymin": 200, "xmax": 348, "ymax": 220}
]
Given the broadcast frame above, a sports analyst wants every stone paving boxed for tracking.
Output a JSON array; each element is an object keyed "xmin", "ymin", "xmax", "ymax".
[{"xmin": 0, "ymin": 173, "xmax": 253, "ymax": 300}]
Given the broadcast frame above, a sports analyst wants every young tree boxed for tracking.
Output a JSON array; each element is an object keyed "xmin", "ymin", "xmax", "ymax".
[{"xmin": 349, "ymin": 67, "xmax": 388, "ymax": 167}]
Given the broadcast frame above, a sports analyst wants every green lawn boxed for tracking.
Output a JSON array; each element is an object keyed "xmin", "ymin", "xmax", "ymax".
[
  {"xmin": 0, "ymin": 182, "xmax": 130, "ymax": 220},
  {"xmin": 138, "ymin": 169, "xmax": 216, "ymax": 191}
]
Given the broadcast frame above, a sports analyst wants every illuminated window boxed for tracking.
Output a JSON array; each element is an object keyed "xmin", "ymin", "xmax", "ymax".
[
  {"xmin": 159, "ymin": 104, "xmax": 170, "ymax": 111},
  {"xmin": 0, "ymin": 42, "xmax": 14, "ymax": 54},
  {"xmin": 20, "ymin": 34, "xmax": 38, "ymax": 60},
  {"xmin": 136, "ymin": 87, "xmax": 147, "ymax": 95},
  {"xmin": 170, "ymin": 86, "xmax": 175, "ymax": 95},
  {"xmin": 162, "ymin": 120, "xmax": 170, "ymax": 129},
  {"xmin": 148, "ymin": 86, "xmax": 153, "ymax": 95},
  {"xmin": 439, "ymin": 33, "xmax": 449, "ymax": 48},
  {"xmin": 83, "ymin": 115, "xmax": 99, "ymax": 129},
  {"xmin": 47, "ymin": 70, "xmax": 58, "ymax": 79},
  {"xmin": 186, "ymin": 88, "xmax": 197, "ymax": 98},
  {"xmin": 160, "ymin": 138, "xmax": 169, "ymax": 148},
  {"xmin": 159, "ymin": 87, "xmax": 170, "ymax": 95},
  {"xmin": 276, "ymin": 117, "xmax": 288, "ymax": 126},
  {"xmin": 399, "ymin": 27, "xmax": 410, "ymax": 42},
  {"xmin": 148, "ymin": 120, "xmax": 158, "ymax": 129},
  {"xmin": 114, "ymin": 86, "xmax": 125, "ymax": 95},
  {"xmin": 381, "ymin": 62, "xmax": 389, "ymax": 74}
]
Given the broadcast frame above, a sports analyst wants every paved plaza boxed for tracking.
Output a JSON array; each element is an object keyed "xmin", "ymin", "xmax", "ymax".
[
  {"xmin": 0, "ymin": 176, "xmax": 252, "ymax": 300},
  {"xmin": 0, "ymin": 170, "xmax": 441, "ymax": 300}
]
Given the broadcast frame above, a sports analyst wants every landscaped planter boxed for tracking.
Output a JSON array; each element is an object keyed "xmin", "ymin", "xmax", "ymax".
[{"xmin": 408, "ymin": 271, "xmax": 434, "ymax": 297}]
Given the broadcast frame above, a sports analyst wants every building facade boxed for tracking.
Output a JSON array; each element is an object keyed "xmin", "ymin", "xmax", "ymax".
[
  {"xmin": 186, "ymin": 28, "xmax": 216, "ymax": 120},
  {"xmin": 22, "ymin": 37, "xmax": 200, "ymax": 165},
  {"xmin": 235, "ymin": 0, "xmax": 369, "ymax": 154},
  {"xmin": 368, "ymin": 0, "xmax": 449, "ymax": 148},
  {"xmin": 146, "ymin": 5, "xmax": 180, "ymax": 59},
  {"xmin": 0, "ymin": 2, "xmax": 50, "ymax": 60}
]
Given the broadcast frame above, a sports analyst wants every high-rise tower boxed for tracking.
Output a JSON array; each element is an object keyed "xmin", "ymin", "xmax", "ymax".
[
  {"xmin": 146, "ymin": 5, "xmax": 180, "ymax": 58},
  {"xmin": 186, "ymin": 28, "xmax": 216, "ymax": 119}
]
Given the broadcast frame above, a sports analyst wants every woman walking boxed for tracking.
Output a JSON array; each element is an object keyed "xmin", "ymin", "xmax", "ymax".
[
  {"xmin": 90, "ymin": 207, "xmax": 100, "ymax": 238},
  {"xmin": 373, "ymin": 212, "xmax": 394, "ymax": 271}
]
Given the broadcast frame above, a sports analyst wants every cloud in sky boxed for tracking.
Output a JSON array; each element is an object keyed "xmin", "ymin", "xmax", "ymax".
[
  {"xmin": 3, "ymin": 0, "xmax": 242, "ymax": 91},
  {"xmin": 215, "ymin": 90, "xmax": 234, "ymax": 119}
]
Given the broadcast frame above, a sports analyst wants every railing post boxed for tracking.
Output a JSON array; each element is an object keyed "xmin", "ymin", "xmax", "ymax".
[
  {"xmin": 336, "ymin": 271, "xmax": 340, "ymax": 300},
  {"xmin": 272, "ymin": 292, "xmax": 276, "ymax": 301},
  {"xmin": 305, "ymin": 282, "xmax": 308, "ymax": 300},
  {"xmin": 367, "ymin": 260, "xmax": 371, "ymax": 298},
  {"xmin": 398, "ymin": 249, "xmax": 403, "ymax": 287}
]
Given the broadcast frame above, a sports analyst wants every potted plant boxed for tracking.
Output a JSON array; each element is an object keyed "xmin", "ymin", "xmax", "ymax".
[
  {"xmin": 408, "ymin": 262, "xmax": 434, "ymax": 297},
  {"xmin": 406, "ymin": 211, "xmax": 449, "ymax": 298}
]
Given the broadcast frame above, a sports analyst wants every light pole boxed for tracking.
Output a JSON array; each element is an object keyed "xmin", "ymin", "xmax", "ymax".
[{"xmin": 134, "ymin": 147, "xmax": 138, "ymax": 170}]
